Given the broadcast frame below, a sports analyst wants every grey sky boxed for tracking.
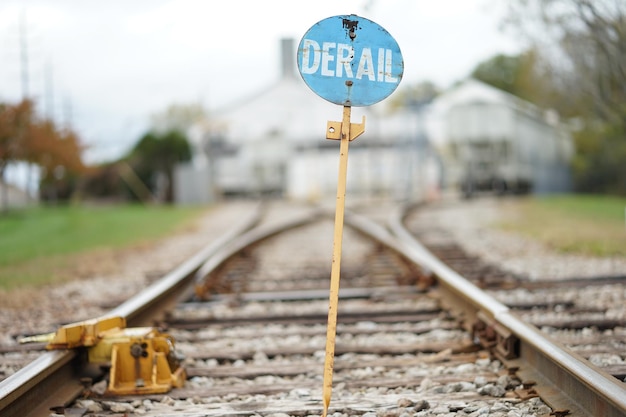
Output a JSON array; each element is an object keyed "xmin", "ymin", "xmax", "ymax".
[{"xmin": 0, "ymin": 0, "xmax": 523, "ymax": 164}]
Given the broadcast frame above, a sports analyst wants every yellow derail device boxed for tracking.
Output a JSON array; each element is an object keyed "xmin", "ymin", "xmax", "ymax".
[{"xmin": 20, "ymin": 316, "xmax": 186, "ymax": 395}]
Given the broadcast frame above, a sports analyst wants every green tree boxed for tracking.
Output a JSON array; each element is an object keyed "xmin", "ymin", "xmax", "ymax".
[
  {"xmin": 0, "ymin": 101, "xmax": 34, "ymax": 197},
  {"xmin": 471, "ymin": 53, "xmax": 524, "ymax": 96},
  {"xmin": 35, "ymin": 124, "xmax": 88, "ymax": 202},
  {"xmin": 128, "ymin": 129, "xmax": 192, "ymax": 203},
  {"xmin": 0, "ymin": 100, "xmax": 86, "ymax": 208},
  {"xmin": 571, "ymin": 123, "xmax": 626, "ymax": 195}
]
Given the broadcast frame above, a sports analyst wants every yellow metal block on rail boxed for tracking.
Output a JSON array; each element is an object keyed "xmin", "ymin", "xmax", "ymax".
[{"xmin": 20, "ymin": 315, "xmax": 186, "ymax": 395}]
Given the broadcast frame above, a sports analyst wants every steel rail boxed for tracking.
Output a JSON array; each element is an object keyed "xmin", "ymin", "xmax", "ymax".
[
  {"xmin": 385, "ymin": 205, "xmax": 626, "ymax": 417},
  {"xmin": 0, "ymin": 203, "xmax": 262, "ymax": 417}
]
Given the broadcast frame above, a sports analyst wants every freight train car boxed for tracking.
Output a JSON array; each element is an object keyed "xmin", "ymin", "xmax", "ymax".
[{"xmin": 430, "ymin": 80, "xmax": 573, "ymax": 197}]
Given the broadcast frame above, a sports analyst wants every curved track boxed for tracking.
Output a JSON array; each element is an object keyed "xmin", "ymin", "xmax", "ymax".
[
  {"xmin": 0, "ymin": 200, "xmax": 624, "ymax": 417},
  {"xmin": 388, "ymin": 203, "xmax": 626, "ymax": 417}
]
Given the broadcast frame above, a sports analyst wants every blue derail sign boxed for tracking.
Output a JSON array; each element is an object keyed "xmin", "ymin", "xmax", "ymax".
[{"xmin": 297, "ymin": 15, "xmax": 403, "ymax": 107}]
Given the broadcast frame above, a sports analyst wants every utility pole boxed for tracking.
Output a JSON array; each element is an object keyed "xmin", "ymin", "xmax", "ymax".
[
  {"xmin": 19, "ymin": 10, "xmax": 29, "ymax": 100},
  {"xmin": 19, "ymin": 9, "xmax": 36, "ymax": 203},
  {"xmin": 45, "ymin": 61, "xmax": 55, "ymax": 120},
  {"xmin": 63, "ymin": 96, "xmax": 73, "ymax": 130}
]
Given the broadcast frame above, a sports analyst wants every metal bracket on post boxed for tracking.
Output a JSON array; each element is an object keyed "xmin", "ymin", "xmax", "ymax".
[{"xmin": 326, "ymin": 116, "xmax": 366, "ymax": 141}]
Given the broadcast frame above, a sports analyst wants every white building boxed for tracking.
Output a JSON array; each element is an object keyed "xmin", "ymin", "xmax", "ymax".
[{"xmin": 0, "ymin": 181, "xmax": 35, "ymax": 209}]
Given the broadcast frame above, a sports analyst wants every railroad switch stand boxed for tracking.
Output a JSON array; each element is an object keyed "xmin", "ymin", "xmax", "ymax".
[
  {"xmin": 20, "ymin": 316, "xmax": 186, "ymax": 395},
  {"xmin": 297, "ymin": 14, "xmax": 403, "ymax": 416}
]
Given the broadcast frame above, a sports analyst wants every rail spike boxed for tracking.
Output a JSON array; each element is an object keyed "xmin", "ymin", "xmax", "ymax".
[{"xmin": 473, "ymin": 311, "xmax": 519, "ymax": 360}]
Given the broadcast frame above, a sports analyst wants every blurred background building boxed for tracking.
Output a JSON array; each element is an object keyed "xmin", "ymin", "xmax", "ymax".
[
  {"xmin": 427, "ymin": 79, "xmax": 573, "ymax": 197},
  {"xmin": 175, "ymin": 39, "xmax": 572, "ymax": 204},
  {"xmin": 0, "ymin": 182, "xmax": 32, "ymax": 208}
]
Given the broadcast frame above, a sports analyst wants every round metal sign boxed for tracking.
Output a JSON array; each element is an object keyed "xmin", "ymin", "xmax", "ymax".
[{"xmin": 297, "ymin": 14, "xmax": 403, "ymax": 107}]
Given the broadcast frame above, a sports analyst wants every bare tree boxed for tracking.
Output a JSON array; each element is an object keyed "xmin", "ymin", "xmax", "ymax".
[
  {"xmin": 505, "ymin": 0, "xmax": 626, "ymax": 127},
  {"xmin": 503, "ymin": 0, "xmax": 626, "ymax": 194}
]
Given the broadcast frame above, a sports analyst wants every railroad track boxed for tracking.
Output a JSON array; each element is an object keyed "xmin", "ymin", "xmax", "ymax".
[
  {"xmin": 403, "ymin": 201, "xmax": 626, "ymax": 382},
  {"xmin": 0, "ymin": 200, "xmax": 625, "ymax": 417}
]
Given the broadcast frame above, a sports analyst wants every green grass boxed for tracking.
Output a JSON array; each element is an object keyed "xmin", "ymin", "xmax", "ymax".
[
  {"xmin": 0, "ymin": 204, "xmax": 209, "ymax": 289},
  {"xmin": 498, "ymin": 194, "xmax": 626, "ymax": 257}
]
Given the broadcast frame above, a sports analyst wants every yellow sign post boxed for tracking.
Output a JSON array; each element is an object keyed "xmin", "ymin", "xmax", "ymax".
[
  {"xmin": 322, "ymin": 106, "xmax": 365, "ymax": 417},
  {"xmin": 297, "ymin": 14, "xmax": 402, "ymax": 416}
]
